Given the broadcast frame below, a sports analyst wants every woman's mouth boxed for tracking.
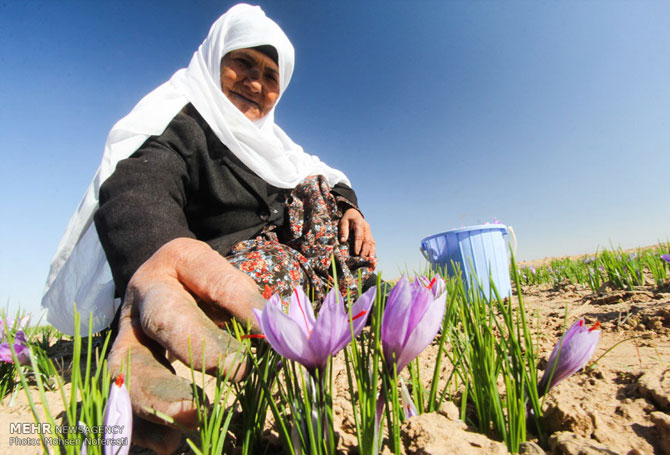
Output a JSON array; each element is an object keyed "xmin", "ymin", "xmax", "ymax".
[{"xmin": 230, "ymin": 91, "xmax": 260, "ymax": 109}]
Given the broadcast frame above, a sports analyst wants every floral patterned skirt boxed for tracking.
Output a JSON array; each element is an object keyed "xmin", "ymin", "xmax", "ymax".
[{"xmin": 226, "ymin": 175, "xmax": 377, "ymax": 310}]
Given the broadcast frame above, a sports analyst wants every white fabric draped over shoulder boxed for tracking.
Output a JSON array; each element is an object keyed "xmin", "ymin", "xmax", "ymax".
[{"xmin": 42, "ymin": 3, "xmax": 351, "ymax": 335}]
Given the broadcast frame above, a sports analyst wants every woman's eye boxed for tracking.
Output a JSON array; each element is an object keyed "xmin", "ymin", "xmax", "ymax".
[{"xmin": 235, "ymin": 58, "xmax": 252, "ymax": 68}]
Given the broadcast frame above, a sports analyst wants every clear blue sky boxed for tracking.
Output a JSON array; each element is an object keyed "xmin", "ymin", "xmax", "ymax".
[{"xmin": 1, "ymin": 1, "xmax": 669, "ymax": 318}]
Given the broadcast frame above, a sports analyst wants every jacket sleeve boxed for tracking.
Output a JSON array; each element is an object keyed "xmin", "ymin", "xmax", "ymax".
[
  {"xmin": 331, "ymin": 182, "xmax": 361, "ymax": 214},
  {"xmin": 94, "ymin": 132, "xmax": 196, "ymax": 298}
]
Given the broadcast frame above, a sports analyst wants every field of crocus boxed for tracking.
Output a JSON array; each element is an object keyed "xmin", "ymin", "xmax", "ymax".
[{"xmin": 1, "ymin": 244, "xmax": 669, "ymax": 455}]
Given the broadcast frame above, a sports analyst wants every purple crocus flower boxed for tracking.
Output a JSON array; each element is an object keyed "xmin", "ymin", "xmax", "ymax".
[
  {"xmin": 79, "ymin": 421, "xmax": 89, "ymax": 455},
  {"xmin": 0, "ymin": 330, "xmax": 31, "ymax": 364},
  {"xmin": 661, "ymin": 254, "xmax": 670, "ymax": 265},
  {"xmin": 381, "ymin": 276, "xmax": 446, "ymax": 373},
  {"xmin": 104, "ymin": 374, "xmax": 132, "ymax": 455},
  {"xmin": 399, "ymin": 377, "xmax": 418, "ymax": 419},
  {"xmin": 0, "ymin": 315, "xmax": 30, "ymax": 336},
  {"xmin": 537, "ymin": 319, "xmax": 601, "ymax": 397},
  {"xmin": 414, "ymin": 275, "xmax": 446, "ymax": 299},
  {"xmin": 254, "ymin": 286, "xmax": 376, "ymax": 376}
]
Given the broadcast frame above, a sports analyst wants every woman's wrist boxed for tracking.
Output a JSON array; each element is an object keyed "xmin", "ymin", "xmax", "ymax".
[{"xmin": 336, "ymin": 196, "xmax": 360, "ymax": 216}]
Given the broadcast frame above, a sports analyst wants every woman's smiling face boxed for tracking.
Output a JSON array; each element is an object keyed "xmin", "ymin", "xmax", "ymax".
[{"xmin": 220, "ymin": 47, "xmax": 280, "ymax": 121}]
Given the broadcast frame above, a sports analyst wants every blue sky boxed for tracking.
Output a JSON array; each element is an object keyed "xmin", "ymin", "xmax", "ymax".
[{"xmin": 1, "ymin": 1, "xmax": 669, "ymax": 317}]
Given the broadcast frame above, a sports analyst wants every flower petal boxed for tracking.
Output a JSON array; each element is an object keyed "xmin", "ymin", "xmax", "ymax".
[
  {"xmin": 538, "ymin": 321, "xmax": 600, "ymax": 395},
  {"xmin": 373, "ymin": 392, "xmax": 385, "ymax": 455},
  {"xmin": 405, "ymin": 285, "xmax": 435, "ymax": 343},
  {"xmin": 0, "ymin": 330, "xmax": 31, "ymax": 365},
  {"xmin": 104, "ymin": 375, "xmax": 133, "ymax": 455},
  {"xmin": 260, "ymin": 296, "xmax": 316, "ymax": 368},
  {"xmin": 540, "ymin": 319, "xmax": 588, "ymax": 392},
  {"xmin": 14, "ymin": 330, "xmax": 28, "ymax": 344},
  {"xmin": 381, "ymin": 277, "xmax": 413, "ymax": 365},
  {"xmin": 288, "ymin": 286, "xmax": 316, "ymax": 337},
  {"xmin": 400, "ymin": 377, "xmax": 419, "ymax": 418},
  {"xmin": 309, "ymin": 289, "xmax": 348, "ymax": 370},
  {"xmin": 0, "ymin": 343, "xmax": 13, "ymax": 363},
  {"xmin": 395, "ymin": 291, "xmax": 446, "ymax": 372},
  {"xmin": 14, "ymin": 343, "xmax": 31, "ymax": 365},
  {"xmin": 562, "ymin": 319, "xmax": 588, "ymax": 344},
  {"xmin": 414, "ymin": 275, "xmax": 446, "ymax": 299},
  {"xmin": 544, "ymin": 329, "xmax": 600, "ymax": 390},
  {"xmin": 327, "ymin": 286, "xmax": 377, "ymax": 356}
]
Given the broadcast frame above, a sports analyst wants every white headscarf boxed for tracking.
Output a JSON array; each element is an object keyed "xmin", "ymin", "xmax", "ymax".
[{"xmin": 42, "ymin": 4, "xmax": 350, "ymax": 335}]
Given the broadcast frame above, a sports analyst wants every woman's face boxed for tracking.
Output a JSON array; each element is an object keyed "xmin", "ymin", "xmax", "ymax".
[{"xmin": 220, "ymin": 48, "xmax": 280, "ymax": 121}]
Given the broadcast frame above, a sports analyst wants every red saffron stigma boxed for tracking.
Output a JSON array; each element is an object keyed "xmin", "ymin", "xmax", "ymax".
[
  {"xmin": 115, "ymin": 374, "xmax": 124, "ymax": 387},
  {"xmin": 349, "ymin": 310, "xmax": 367, "ymax": 322},
  {"xmin": 427, "ymin": 277, "xmax": 437, "ymax": 289},
  {"xmin": 579, "ymin": 319, "xmax": 584, "ymax": 327},
  {"xmin": 263, "ymin": 285, "xmax": 272, "ymax": 300},
  {"xmin": 589, "ymin": 321, "xmax": 601, "ymax": 332},
  {"xmin": 294, "ymin": 288, "xmax": 311, "ymax": 334},
  {"xmin": 241, "ymin": 334, "xmax": 267, "ymax": 340}
]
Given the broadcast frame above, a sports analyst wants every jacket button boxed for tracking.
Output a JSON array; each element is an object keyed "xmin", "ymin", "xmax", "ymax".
[{"xmin": 260, "ymin": 212, "xmax": 269, "ymax": 221}]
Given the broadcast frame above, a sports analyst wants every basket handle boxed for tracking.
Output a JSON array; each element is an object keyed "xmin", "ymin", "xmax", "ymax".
[
  {"xmin": 505, "ymin": 225, "xmax": 518, "ymax": 256},
  {"xmin": 419, "ymin": 244, "xmax": 430, "ymax": 262}
]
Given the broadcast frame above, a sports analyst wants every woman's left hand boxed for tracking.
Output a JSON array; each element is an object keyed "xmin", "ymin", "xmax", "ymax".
[{"xmin": 339, "ymin": 208, "xmax": 376, "ymax": 258}]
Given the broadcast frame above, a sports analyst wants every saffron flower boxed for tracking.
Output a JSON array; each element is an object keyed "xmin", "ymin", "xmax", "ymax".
[
  {"xmin": 381, "ymin": 276, "xmax": 447, "ymax": 373},
  {"xmin": 104, "ymin": 374, "xmax": 132, "ymax": 455},
  {"xmin": 79, "ymin": 422, "xmax": 88, "ymax": 455},
  {"xmin": 0, "ymin": 316, "xmax": 30, "ymax": 333},
  {"xmin": 399, "ymin": 377, "xmax": 418, "ymax": 419},
  {"xmin": 414, "ymin": 275, "xmax": 446, "ymax": 299},
  {"xmin": 661, "ymin": 254, "xmax": 670, "ymax": 265},
  {"xmin": 537, "ymin": 319, "xmax": 601, "ymax": 397},
  {"xmin": 253, "ymin": 286, "xmax": 376, "ymax": 376},
  {"xmin": 0, "ymin": 329, "xmax": 31, "ymax": 365}
]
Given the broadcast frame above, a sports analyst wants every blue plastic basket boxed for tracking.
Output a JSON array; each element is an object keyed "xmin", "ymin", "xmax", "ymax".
[{"xmin": 420, "ymin": 224, "xmax": 514, "ymax": 299}]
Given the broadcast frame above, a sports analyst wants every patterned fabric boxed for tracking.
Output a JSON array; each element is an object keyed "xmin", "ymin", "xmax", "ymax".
[{"xmin": 227, "ymin": 175, "xmax": 376, "ymax": 310}]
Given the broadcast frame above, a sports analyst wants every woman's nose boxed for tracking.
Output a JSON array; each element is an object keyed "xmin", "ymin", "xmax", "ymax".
[
  {"xmin": 246, "ymin": 68, "xmax": 262, "ymax": 92},
  {"xmin": 247, "ymin": 79, "xmax": 262, "ymax": 93}
]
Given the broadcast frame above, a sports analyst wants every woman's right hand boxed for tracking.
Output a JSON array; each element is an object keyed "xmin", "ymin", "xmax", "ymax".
[
  {"xmin": 106, "ymin": 238, "xmax": 265, "ymax": 454},
  {"xmin": 339, "ymin": 208, "xmax": 376, "ymax": 258}
]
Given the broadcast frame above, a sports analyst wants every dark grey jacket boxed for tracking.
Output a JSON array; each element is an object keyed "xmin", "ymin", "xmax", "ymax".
[{"xmin": 94, "ymin": 103, "xmax": 358, "ymax": 297}]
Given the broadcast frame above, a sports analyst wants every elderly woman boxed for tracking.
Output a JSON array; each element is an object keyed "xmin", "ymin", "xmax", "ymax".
[{"xmin": 42, "ymin": 4, "xmax": 376, "ymax": 453}]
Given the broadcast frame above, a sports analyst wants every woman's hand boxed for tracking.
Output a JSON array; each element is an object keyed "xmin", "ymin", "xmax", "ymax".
[
  {"xmin": 107, "ymin": 238, "xmax": 266, "ymax": 453},
  {"xmin": 339, "ymin": 208, "xmax": 376, "ymax": 258}
]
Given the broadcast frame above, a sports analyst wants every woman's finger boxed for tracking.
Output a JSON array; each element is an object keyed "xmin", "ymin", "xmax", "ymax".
[
  {"xmin": 353, "ymin": 220, "xmax": 365, "ymax": 255},
  {"xmin": 339, "ymin": 215, "xmax": 351, "ymax": 243},
  {"xmin": 339, "ymin": 209, "xmax": 376, "ymax": 257},
  {"xmin": 170, "ymin": 238, "xmax": 266, "ymax": 329},
  {"xmin": 132, "ymin": 277, "xmax": 248, "ymax": 380},
  {"xmin": 360, "ymin": 241, "xmax": 369, "ymax": 258},
  {"xmin": 126, "ymin": 239, "xmax": 251, "ymax": 379},
  {"xmin": 107, "ymin": 300, "xmax": 201, "ymax": 430},
  {"xmin": 360, "ymin": 226, "xmax": 376, "ymax": 258}
]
